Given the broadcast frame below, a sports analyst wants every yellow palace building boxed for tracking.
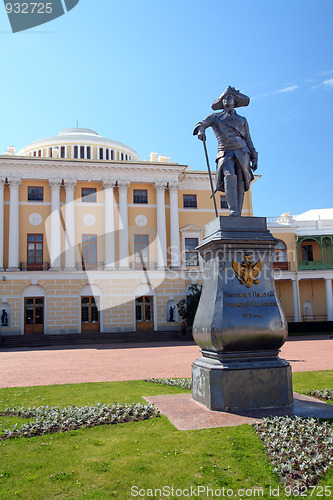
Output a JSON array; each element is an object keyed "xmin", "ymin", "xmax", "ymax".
[{"xmin": 0, "ymin": 128, "xmax": 332, "ymax": 337}]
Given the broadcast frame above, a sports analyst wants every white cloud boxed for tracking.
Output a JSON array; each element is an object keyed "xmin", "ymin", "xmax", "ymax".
[
  {"xmin": 311, "ymin": 78, "xmax": 333, "ymax": 90},
  {"xmin": 284, "ymin": 116, "xmax": 297, "ymax": 122},
  {"xmin": 322, "ymin": 78, "xmax": 333, "ymax": 88},
  {"xmin": 277, "ymin": 85, "xmax": 299, "ymax": 93},
  {"xmin": 317, "ymin": 70, "xmax": 333, "ymax": 77},
  {"xmin": 251, "ymin": 84, "xmax": 299, "ymax": 99}
]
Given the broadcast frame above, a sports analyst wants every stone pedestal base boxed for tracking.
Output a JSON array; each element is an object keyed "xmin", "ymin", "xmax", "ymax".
[{"xmin": 192, "ymin": 351, "xmax": 293, "ymax": 411}]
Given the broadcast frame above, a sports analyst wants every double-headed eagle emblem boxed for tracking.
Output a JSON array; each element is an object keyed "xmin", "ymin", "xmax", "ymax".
[{"xmin": 232, "ymin": 255, "xmax": 262, "ymax": 288}]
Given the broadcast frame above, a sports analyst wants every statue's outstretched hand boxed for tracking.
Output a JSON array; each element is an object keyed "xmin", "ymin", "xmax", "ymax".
[{"xmin": 197, "ymin": 130, "xmax": 206, "ymax": 142}]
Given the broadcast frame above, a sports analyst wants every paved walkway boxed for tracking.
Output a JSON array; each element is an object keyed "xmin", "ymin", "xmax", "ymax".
[
  {"xmin": 144, "ymin": 392, "xmax": 333, "ymax": 430},
  {"xmin": 0, "ymin": 335, "xmax": 332, "ymax": 388}
]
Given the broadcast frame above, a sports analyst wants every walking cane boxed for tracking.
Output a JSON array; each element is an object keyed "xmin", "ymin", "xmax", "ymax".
[{"xmin": 202, "ymin": 139, "xmax": 218, "ymax": 218}]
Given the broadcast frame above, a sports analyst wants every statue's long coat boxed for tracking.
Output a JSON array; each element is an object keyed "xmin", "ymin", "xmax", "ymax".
[{"xmin": 194, "ymin": 110, "xmax": 257, "ymax": 192}]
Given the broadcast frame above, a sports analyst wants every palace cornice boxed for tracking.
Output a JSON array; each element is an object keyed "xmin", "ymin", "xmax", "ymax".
[
  {"xmin": 185, "ymin": 170, "xmax": 212, "ymax": 178},
  {"xmin": 0, "ymin": 156, "xmax": 186, "ymax": 169},
  {"xmin": 180, "ymin": 171, "xmax": 260, "ymax": 191},
  {"xmin": 0, "ymin": 171, "xmax": 183, "ymax": 184},
  {"xmin": 296, "ymin": 228, "xmax": 333, "ymax": 237},
  {"xmin": 179, "ymin": 170, "xmax": 212, "ymax": 190},
  {"xmin": 0, "ymin": 157, "xmax": 186, "ymax": 181},
  {"xmin": 272, "ymin": 271, "xmax": 296, "ymax": 281},
  {"xmin": 3, "ymin": 269, "xmax": 187, "ymax": 280},
  {"xmin": 0, "ymin": 166, "xmax": 185, "ymax": 184},
  {"xmin": 297, "ymin": 270, "xmax": 333, "ymax": 280},
  {"xmin": 268, "ymin": 225, "xmax": 297, "ymax": 234},
  {"xmin": 180, "ymin": 179, "xmax": 211, "ymax": 190}
]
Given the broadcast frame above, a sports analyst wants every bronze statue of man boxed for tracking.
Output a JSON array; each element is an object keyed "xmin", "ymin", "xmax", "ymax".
[{"xmin": 194, "ymin": 86, "xmax": 258, "ymax": 217}]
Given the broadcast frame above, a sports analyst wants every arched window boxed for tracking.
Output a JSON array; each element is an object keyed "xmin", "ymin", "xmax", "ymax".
[{"xmin": 274, "ymin": 240, "xmax": 287, "ymax": 262}]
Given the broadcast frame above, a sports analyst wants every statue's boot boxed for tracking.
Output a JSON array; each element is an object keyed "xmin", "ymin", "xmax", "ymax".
[
  {"xmin": 225, "ymin": 175, "xmax": 238, "ymax": 216},
  {"xmin": 237, "ymin": 180, "xmax": 245, "ymax": 217}
]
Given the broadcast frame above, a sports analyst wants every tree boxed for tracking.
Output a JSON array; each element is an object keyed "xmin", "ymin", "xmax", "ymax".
[{"xmin": 177, "ymin": 284, "xmax": 202, "ymax": 327}]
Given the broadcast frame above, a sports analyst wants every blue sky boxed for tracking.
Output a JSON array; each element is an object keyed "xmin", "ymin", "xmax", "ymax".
[{"xmin": 0, "ymin": 0, "xmax": 332, "ymax": 217}]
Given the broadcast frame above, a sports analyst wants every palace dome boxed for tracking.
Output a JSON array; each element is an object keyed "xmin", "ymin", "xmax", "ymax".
[{"xmin": 16, "ymin": 128, "xmax": 141, "ymax": 162}]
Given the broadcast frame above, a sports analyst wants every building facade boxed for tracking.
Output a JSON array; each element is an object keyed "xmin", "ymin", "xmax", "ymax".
[
  {"xmin": 0, "ymin": 129, "xmax": 332, "ymax": 336},
  {"xmin": 270, "ymin": 209, "xmax": 333, "ymax": 323}
]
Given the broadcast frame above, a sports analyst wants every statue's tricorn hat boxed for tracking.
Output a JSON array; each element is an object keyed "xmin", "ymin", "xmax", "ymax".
[{"xmin": 211, "ymin": 86, "xmax": 250, "ymax": 110}]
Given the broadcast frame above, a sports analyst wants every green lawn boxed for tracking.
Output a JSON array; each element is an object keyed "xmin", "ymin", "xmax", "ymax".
[
  {"xmin": 293, "ymin": 371, "xmax": 333, "ymax": 397},
  {"xmin": 0, "ymin": 373, "xmax": 332, "ymax": 499}
]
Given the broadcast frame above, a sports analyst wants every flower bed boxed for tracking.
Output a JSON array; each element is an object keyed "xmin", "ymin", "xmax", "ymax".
[
  {"xmin": 253, "ymin": 416, "xmax": 333, "ymax": 488},
  {"xmin": 307, "ymin": 389, "xmax": 333, "ymax": 402},
  {"xmin": 145, "ymin": 378, "xmax": 192, "ymax": 390},
  {"xmin": 0, "ymin": 402, "xmax": 159, "ymax": 440}
]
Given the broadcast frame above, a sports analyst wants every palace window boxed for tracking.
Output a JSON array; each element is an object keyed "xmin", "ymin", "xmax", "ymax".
[
  {"xmin": 106, "ymin": 149, "xmax": 109, "ymax": 160},
  {"xmin": 87, "ymin": 147, "xmax": 91, "ymax": 159},
  {"xmin": 274, "ymin": 240, "xmax": 287, "ymax": 262},
  {"xmin": 82, "ymin": 234, "xmax": 97, "ymax": 270},
  {"xmin": 28, "ymin": 186, "xmax": 43, "ymax": 202},
  {"xmin": 81, "ymin": 296, "xmax": 99, "ymax": 325},
  {"xmin": 99, "ymin": 148, "xmax": 104, "ymax": 160},
  {"xmin": 183, "ymin": 194, "xmax": 197, "ymax": 208},
  {"xmin": 134, "ymin": 235, "xmax": 149, "ymax": 268},
  {"xmin": 27, "ymin": 234, "xmax": 43, "ymax": 269},
  {"xmin": 220, "ymin": 195, "xmax": 228, "ymax": 209},
  {"xmin": 60, "ymin": 146, "xmax": 66, "ymax": 158},
  {"xmin": 133, "ymin": 189, "xmax": 148, "ymax": 204},
  {"xmin": 80, "ymin": 146, "xmax": 85, "ymax": 159},
  {"xmin": 81, "ymin": 187, "xmax": 97, "ymax": 203},
  {"xmin": 110, "ymin": 150, "xmax": 114, "ymax": 160},
  {"xmin": 185, "ymin": 238, "xmax": 199, "ymax": 266},
  {"xmin": 74, "ymin": 146, "xmax": 78, "ymax": 159}
]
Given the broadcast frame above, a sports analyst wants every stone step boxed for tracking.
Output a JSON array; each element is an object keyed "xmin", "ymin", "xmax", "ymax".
[{"xmin": 0, "ymin": 331, "xmax": 193, "ymax": 348}]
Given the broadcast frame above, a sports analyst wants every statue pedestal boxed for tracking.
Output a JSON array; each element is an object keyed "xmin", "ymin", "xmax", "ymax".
[
  {"xmin": 192, "ymin": 217, "xmax": 293, "ymax": 411},
  {"xmin": 192, "ymin": 351, "xmax": 292, "ymax": 411}
]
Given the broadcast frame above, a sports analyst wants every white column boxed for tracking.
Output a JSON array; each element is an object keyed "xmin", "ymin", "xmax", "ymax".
[
  {"xmin": 169, "ymin": 182, "xmax": 181, "ymax": 268},
  {"xmin": 7, "ymin": 178, "xmax": 21, "ymax": 271},
  {"xmin": 118, "ymin": 181, "xmax": 130, "ymax": 269},
  {"xmin": 64, "ymin": 180, "xmax": 76, "ymax": 270},
  {"xmin": 103, "ymin": 181, "xmax": 116, "ymax": 269},
  {"xmin": 155, "ymin": 182, "xmax": 167, "ymax": 269},
  {"xmin": 49, "ymin": 179, "xmax": 62, "ymax": 270},
  {"xmin": 292, "ymin": 278, "xmax": 300, "ymax": 322},
  {"xmin": 325, "ymin": 278, "xmax": 333, "ymax": 321},
  {"xmin": 0, "ymin": 180, "xmax": 5, "ymax": 271}
]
